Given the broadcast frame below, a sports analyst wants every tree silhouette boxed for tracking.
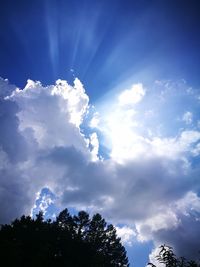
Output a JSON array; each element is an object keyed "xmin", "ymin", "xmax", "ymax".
[
  {"xmin": 0, "ymin": 209, "xmax": 129, "ymax": 267},
  {"xmin": 147, "ymin": 245, "xmax": 200, "ymax": 267},
  {"xmin": 73, "ymin": 211, "xmax": 90, "ymax": 240}
]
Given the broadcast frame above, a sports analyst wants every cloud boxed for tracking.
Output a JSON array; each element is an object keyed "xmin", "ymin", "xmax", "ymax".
[
  {"xmin": 151, "ymin": 213, "xmax": 200, "ymax": 261},
  {"xmin": 182, "ymin": 111, "xmax": 193, "ymax": 124},
  {"xmin": 0, "ymin": 77, "xmax": 94, "ymax": 223},
  {"xmin": 142, "ymin": 192, "xmax": 200, "ymax": 262},
  {"xmin": 151, "ymin": 130, "xmax": 200, "ymax": 159},
  {"xmin": 149, "ymin": 246, "xmax": 165, "ymax": 267},
  {"xmin": 116, "ymin": 226, "xmax": 136, "ymax": 246},
  {"xmin": 149, "ymin": 191, "xmax": 200, "ymax": 260},
  {"xmin": 89, "ymin": 132, "xmax": 99, "ymax": 161},
  {"xmin": 0, "ymin": 147, "xmax": 35, "ymax": 223},
  {"xmin": 1, "ymin": 77, "xmax": 200, "ymax": 261},
  {"xmin": 7, "ymin": 78, "xmax": 90, "ymax": 153},
  {"xmin": 96, "ymin": 80, "xmax": 200, "ymax": 163},
  {"xmin": 89, "ymin": 111, "xmax": 100, "ymax": 128},
  {"xmin": 136, "ymin": 209, "xmax": 179, "ymax": 242},
  {"xmin": 118, "ymin": 83, "xmax": 145, "ymax": 106}
]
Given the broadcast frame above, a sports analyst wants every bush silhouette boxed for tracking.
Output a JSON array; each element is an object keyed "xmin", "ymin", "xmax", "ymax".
[{"xmin": 147, "ymin": 244, "xmax": 200, "ymax": 267}]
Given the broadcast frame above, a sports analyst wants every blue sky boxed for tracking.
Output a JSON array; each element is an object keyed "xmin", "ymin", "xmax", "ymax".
[
  {"xmin": 1, "ymin": 0, "xmax": 200, "ymax": 266},
  {"xmin": 1, "ymin": 0, "xmax": 200, "ymax": 96}
]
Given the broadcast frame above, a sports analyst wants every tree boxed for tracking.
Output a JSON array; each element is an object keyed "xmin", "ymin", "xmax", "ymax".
[
  {"xmin": 73, "ymin": 211, "xmax": 90, "ymax": 239},
  {"xmin": 147, "ymin": 245, "xmax": 200, "ymax": 267},
  {"xmin": 0, "ymin": 208, "xmax": 129, "ymax": 267},
  {"xmin": 56, "ymin": 208, "xmax": 75, "ymax": 235},
  {"xmin": 85, "ymin": 213, "xmax": 129, "ymax": 266}
]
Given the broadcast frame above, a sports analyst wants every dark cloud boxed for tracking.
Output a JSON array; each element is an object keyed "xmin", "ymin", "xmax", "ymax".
[
  {"xmin": 153, "ymin": 212, "xmax": 200, "ymax": 260},
  {"xmin": 0, "ymin": 89, "xmax": 28, "ymax": 163}
]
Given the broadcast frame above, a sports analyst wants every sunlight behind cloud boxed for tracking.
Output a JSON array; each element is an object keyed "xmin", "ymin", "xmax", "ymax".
[
  {"xmin": 1, "ymin": 77, "xmax": 200, "ymax": 264},
  {"xmin": 118, "ymin": 83, "xmax": 145, "ymax": 106},
  {"xmin": 95, "ymin": 80, "xmax": 200, "ymax": 163}
]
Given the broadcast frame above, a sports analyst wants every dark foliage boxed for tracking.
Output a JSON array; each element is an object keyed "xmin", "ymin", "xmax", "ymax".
[
  {"xmin": 0, "ymin": 209, "xmax": 129, "ymax": 267},
  {"xmin": 147, "ymin": 245, "xmax": 200, "ymax": 267}
]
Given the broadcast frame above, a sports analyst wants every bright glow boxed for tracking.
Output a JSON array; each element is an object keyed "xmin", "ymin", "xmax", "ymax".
[
  {"xmin": 96, "ymin": 81, "xmax": 200, "ymax": 162},
  {"xmin": 97, "ymin": 83, "xmax": 147, "ymax": 162},
  {"xmin": 90, "ymin": 112, "xmax": 100, "ymax": 128},
  {"xmin": 118, "ymin": 83, "xmax": 145, "ymax": 106}
]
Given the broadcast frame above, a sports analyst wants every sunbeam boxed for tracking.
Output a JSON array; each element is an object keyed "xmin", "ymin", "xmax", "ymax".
[{"xmin": 1, "ymin": 1, "xmax": 200, "ymax": 266}]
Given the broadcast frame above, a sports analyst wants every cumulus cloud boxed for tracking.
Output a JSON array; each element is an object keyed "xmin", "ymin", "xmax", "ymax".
[
  {"xmin": 0, "ymin": 77, "xmax": 95, "ymax": 223},
  {"xmin": 1, "ymin": 77, "xmax": 200, "ymax": 262},
  {"xmin": 7, "ymin": 78, "xmax": 90, "ymax": 153}
]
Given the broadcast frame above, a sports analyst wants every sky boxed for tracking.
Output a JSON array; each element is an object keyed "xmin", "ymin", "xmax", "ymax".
[{"xmin": 1, "ymin": 0, "xmax": 200, "ymax": 266}]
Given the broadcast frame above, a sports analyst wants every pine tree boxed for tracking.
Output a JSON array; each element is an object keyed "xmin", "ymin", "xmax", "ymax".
[{"xmin": 0, "ymin": 209, "xmax": 129, "ymax": 267}]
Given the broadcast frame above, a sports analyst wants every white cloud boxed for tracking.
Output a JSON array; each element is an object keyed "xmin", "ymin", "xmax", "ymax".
[
  {"xmin": 149, "ymin": 246, "xmax": 165, "ymax": 267},
  {"xmin": 116, "ymin": 226, "xmax": 136, "ymax": 246},
  {"xmin": 7, "ymin": 78, "xmax": 90, "ymax": 154},
  {"xmin": 180, "ymin": 130, "xmax": 200, "ymax": 146},
  {"xmin": 118, "ymin": 83, "xmax": 145, "ymax": 106},
  {"xmin": 89, "ymin": 132, "xmax": 99, "ymax": 161},
  {"xmin": 98, "ymin": 81, "xmax": 200, "ymax": 163},
  {"xmin": 0, "ymin": 77, "xmax": 95, "ymax": 223},
  {"xmin": 107, "ymin": 126, "xmax": 200, "ymax": 163},
  {"xmin": 89, "ymin": 111, "xmax": 100, "ymax": 128},
  {"xmin": 136, "ymin": 210, "xmax": 179, "ymax": 242},
  {"xmin": 175, "ymin": 191, "xmax": 200, "ymax": 216},
  {"xmin": 151, "ymin": 130, "xmax": 200, "ymax": 159},
  {"xmin": 51, "ymin": 78, "xmax": 89, "ymax": 127}
]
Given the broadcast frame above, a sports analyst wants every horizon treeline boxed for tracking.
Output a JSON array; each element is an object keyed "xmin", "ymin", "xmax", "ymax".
[
  {"xmin": 0, "ymin": 208, "xmax": 129, "ymax": 266},
  {"xmin": 0, "ymin": 208, "xmax": 199, "ymax": 267}
]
